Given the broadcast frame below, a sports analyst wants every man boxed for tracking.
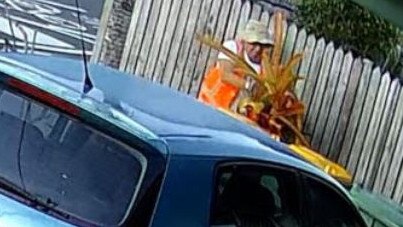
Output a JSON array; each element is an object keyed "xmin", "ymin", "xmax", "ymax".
[{"xmin": 198, "ymin": 19, "xmax": 274, "ymax": 110}]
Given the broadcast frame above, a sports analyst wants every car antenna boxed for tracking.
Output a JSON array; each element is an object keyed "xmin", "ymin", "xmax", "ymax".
[{"xmin": 74, "ymin": 0, "xmax": 93, "ymax": 94}]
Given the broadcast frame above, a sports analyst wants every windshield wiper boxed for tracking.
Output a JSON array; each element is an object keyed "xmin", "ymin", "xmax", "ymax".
[{"xmin": 0, "ymin": 175, "xmax": 70, "ymax": 220}]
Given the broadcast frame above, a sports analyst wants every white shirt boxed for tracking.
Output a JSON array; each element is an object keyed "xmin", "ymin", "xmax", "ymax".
[{"xmin": 217, "ymin": 40, "xmax": 260, "ymax": 111}]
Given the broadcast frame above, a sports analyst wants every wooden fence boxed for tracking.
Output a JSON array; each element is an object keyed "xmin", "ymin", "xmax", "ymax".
[{"xmin": 92, "ymin": 0, "xmax": 403, "ymax": 206}]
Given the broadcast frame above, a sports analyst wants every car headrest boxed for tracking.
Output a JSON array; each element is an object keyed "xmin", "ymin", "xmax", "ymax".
[{"xmin": 222, "ymin": 173, "xmax": 277, "ymax": 216}]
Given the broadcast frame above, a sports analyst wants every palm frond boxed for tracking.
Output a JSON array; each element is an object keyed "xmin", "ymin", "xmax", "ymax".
[{"xmin": 284, "ymin": 53, "xmax": 303, "ymax": 73}]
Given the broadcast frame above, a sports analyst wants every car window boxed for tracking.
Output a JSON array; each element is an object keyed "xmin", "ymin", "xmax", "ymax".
[
  {"xmin": 210, "ymin": 164, "xmax": 303, "ymax": 227},
  {"xmin": 304, "ymin": 175, "xmax": 366, "ymax": 227},
  {"xmin": 0, "ymin": 87, "xmax": 147, "ymax": 226},
  {"xmin": 0, "ymin": 90, "xmax": 26, "ymax": 187}
]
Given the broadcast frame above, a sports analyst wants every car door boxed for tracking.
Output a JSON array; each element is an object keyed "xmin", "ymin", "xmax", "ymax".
[
  {"xmin": 301, "ymin": 173, "xmax": 368, "ymax": 227},
  {"xmin": 210, "ymin": 162, "xmax": 308, "ymax": 227}
]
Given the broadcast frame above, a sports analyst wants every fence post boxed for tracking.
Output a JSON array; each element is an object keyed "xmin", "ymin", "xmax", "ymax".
[{"xmin": 91, "ymin": 0, "xmax": 113, "ymax": 64}]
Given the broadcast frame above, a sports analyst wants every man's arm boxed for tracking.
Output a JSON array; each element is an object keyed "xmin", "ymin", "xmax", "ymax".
[{"xmin": 218, "ymin": 59, "xmax": 245, "ymax": 89}]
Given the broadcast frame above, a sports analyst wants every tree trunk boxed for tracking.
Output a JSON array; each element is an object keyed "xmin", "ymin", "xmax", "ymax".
[{"xmin": 91, "ymin": 0, "xmax": 134, "ymax": 68}]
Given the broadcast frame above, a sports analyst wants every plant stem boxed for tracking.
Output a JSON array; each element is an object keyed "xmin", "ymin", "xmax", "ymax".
[{"xmin": 274, "ymin": 115, "xmax": 311, "ymax": 147}]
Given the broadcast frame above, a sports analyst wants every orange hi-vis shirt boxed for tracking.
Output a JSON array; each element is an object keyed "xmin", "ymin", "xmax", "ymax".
[{"xmin": 198, "ymin": 41, "xmax": 248, "ymax": 109}]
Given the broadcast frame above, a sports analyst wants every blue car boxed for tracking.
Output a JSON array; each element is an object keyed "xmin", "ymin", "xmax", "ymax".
[{"xmin": 0, "ymin": 53, "xmax": 368, "ymax": 227}]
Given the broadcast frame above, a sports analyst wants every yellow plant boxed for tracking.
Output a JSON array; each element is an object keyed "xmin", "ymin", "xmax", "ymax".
[{"xmin": 197, "ymin": 11, "xmax": 310, "ymax": 147}]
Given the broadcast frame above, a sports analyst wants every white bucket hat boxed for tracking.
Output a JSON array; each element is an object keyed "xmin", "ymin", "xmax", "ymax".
[{"xmin": 238, "ymin": 19, "xmax": 274, "ymax": 45}]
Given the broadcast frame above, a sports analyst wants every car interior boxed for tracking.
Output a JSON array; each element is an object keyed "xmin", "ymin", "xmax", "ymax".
[{"xmin": 211, "ymin": 166, "xmax": 301, "ymax": 227}]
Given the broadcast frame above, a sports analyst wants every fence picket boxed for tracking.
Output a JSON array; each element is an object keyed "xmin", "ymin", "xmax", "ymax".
[
  {"xmin": 372, "ymin": 89, "xmax": 403, "ymax": 193},
  {"xmin": 268, "ymin": 13, "xmax": 275, "ymax": 36},
  {"xmin": 203, "ymin": 0, "xmax": 234, "ymax": 83},
  {"xmin": 134, "ymin": 0, "xmax": 166, "ymax": 76},
  {"xmin": 163, "ymin": 0, "xmax": 200, "ymax": 88},
  {"xmin": 142, "ymin": 0, "xmax": 175, "ymax": 79},
  {"xmin": 152, "ymin": 0, "xmax": 183, "ymax": 83},
  {"xmin": 301, "ymin": 38, "xmax": 326, "ymax": 112},
  {"xmin": 354, "ymin": 73, "xmax": 391, "ymax": 184},
  {"xmin": 338, "ymin": 59, "xmax": 374, "ymax": 166},
  {"xmin": 170, "ymin": 0, "xmax": 204, "ymax": 90},
  {"xmin": 188, "ymin": 0, "xmax": 224, "ymax": 96},
  {"xmin": 304, "ymin": 42, "xmax": 334, "ymax": 136},
  {"xmin": 319, "ymin": 52, "xmax": 353, "ymax": 155},
  {"xmin": 382, "ymin": 120, "xmax": 403, "ymax": 198},
  {"xmin": 392, "ymin": 157, "xmax": 403, "ymax": 204},
  {"xmin": 118, "ymin": 0, "xmax": 145, "ymax": 70},
  {"xmin": 122, "ymin": 0, "xmax": 154, "ymax": 74},
  {"xmin": 236, "ymin": 1, "xmax": 252, "ymax": 37},
  {"xmin": 91, "ymin": 0, "xmax": 114, "ymax": 63},
  {"xmin": 347, "ymin": 68, "xmax": 381, "ymax": 176},
  {"xmin": 250, "ymin": 2, "xmax": 263, "ymax": 20},
  {"xmin": 260, "ymin": 11, "xmax": 270, "ymax": 26},
  {"xmin": 311, "ymin": 48, "xmax": 344, "ymax": 149},
  {"xmin": 281, "ymin": 24, "xmax": 297, "ymax": 64},
  {"xmin": 291, "ymin": 28, "xmax": 307, "ymax": 76},
  {"xmin": 295, "ymin": 35, "xmax": 316, "ymax": 99},
  {"xmin": 328, "ymin": 58, "xmax": 363, "ymax": 160},
  {"xmin": 224, "ymin": 0, "xmax": 243, "ymax": 40},
  {"xmin": 179, "ymin": 0, "xmax": 214, "ymax": 93},
  {"xmin": 365, "ymin": 78, "xmax": 400, "ymax": 189}
]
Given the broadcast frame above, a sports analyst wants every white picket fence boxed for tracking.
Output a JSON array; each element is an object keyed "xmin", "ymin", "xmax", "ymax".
[{"xmin": 92, "ymin": 0, "xmax": 403, "ymax": 206}]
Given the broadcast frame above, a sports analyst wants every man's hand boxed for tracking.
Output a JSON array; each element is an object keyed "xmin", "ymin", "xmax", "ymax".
[{"xmin": 232, "ymin": 67, "xmax": 245, "ymax": 76}]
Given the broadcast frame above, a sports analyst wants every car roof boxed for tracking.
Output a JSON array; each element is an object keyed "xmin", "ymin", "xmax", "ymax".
[
  {"xmin": 0, "ymin": 53, "xmax": 297, "ymax": 158},
  {"xmin": 163, "ymin": 133, "xmax": 321, "ymax": 174}
]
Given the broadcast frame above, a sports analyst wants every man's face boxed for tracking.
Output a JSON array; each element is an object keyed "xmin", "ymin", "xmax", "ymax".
[{"xmin": 245, "ymin": 42, "xmax": 273, "ymax": 63}]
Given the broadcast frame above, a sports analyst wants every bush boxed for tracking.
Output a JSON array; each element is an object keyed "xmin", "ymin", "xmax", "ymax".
[{"xmin": 295, "ymin": 0, "xmax": 403, "ymax": 75}]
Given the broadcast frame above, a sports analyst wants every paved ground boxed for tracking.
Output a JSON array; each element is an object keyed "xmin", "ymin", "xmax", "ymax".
[{"xmin": 0, "ymin": 0, "xmax": 104, "ymax": 56}]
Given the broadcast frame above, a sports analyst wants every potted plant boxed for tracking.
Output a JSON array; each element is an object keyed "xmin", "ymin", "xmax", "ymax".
[{"xmin": 197, "ymin": 11, "xmax": 353, "ymax": 186}]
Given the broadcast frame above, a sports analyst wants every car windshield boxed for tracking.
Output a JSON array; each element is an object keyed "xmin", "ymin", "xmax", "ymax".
[{"xmin": 0, "ymin": 87, "xmax": 146, "ymax": 226}]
